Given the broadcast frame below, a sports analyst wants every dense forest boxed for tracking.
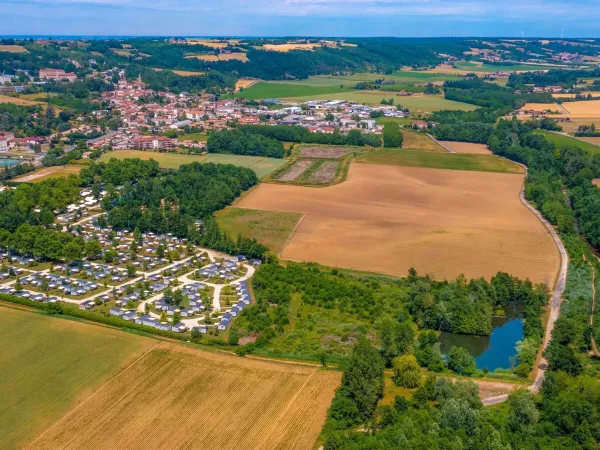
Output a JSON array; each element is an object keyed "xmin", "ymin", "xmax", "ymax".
[
  {"xmin": 207, "ymin": 129, "xmax": 285, "ymax": 158},
  {"xmin": 240, "ymin": 124, "xmax": 382, "ymax": 147},
  {"xmin": 89, "ymin": 159, "xmax": 268, "ymax": 258}
]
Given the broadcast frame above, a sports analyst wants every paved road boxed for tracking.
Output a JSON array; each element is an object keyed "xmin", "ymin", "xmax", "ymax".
[{"xmin": 483, "ymin": 161, "xmax": 569, "ymax": 405}]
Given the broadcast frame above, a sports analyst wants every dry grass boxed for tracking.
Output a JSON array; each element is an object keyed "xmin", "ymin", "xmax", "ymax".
[
  {"xmin": 113, "ymin": 49, "xmax": 133, "ymax": 57},
  {"xmin": 13, "ymin": 165, "xmax": 82, "ymax": 183},
  {"xmin": 593, "ymin": 179, "xmax": 600, "ymax": 187},
  {"xmin": 402, "ymin": 130, "xmax": 446, "ymax": 152},
  {"xmin": 278, "ymin": 160, "xmax": 314, "ymax": 181},
  {"xmin": 442, "ymin": 141, "xmax": 492, "ymax": 154},
  {"xmin": 237, "ymin": 164, "xmax": 560, "ymax": 283},
  {"xmin": 309, "ymin": 161, "xmax": 338, "ymax": 184},
  {"xmin": 581, "ymin": 137, "xmax": 600, "ymax": 146},
  {"xmin": 262, "ymin": 43, "xmax": 321, "ymax": 52},
  {"xmin": 0, "ymin": 44, "xmax": 28, "ymax": 53},
  {"xmin": 186, "ymin": 39, "xmax": 238, "ymax": 48},
  {"xmin": 558, "ymin": 118, "xmax": 600, "ymax": 134},
  {"xmin": 186, "ymin": 53, "xmax": 248, "ymax": 62},
  {"xmin": 299, "ymin": 146, "xmax": 358, "ymax": 159},
  {"xmin": 235, "ymin": 78, "xmax": 259, "ymax": 91},
  {"xmin": 28, "ymin": 344, "xmax": 340, "ymax": 450},
  {"xmin": 152, "ymin": 68, "xmax": 205, "ymax": 76},
  {"xmin": 0, "ymin": 94, "xmax": 44, "ymax": 107}
]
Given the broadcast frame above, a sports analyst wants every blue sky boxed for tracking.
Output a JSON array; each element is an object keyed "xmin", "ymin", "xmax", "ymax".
[{"xmin": 2, "ymin": 0, "xmax": 600, "ymax": 37}]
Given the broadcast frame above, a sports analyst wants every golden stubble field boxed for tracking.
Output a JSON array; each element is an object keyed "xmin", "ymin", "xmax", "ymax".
[
  {"xmin": 237, "ymin": 164, "xmax": 560, "ymax": 284},
  {"xmin": 28, "ymin": 344, "xmax": 340, "ymax": 450}
]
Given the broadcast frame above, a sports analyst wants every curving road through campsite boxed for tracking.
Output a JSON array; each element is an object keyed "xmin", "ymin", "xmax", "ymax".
[{"xmin": 483, "ymin": 162, "xmax": 569, "ymax": 405}]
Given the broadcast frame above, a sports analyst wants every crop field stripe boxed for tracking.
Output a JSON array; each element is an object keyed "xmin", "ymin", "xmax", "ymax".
[
  {"xmin": 27, "ymin": 344, "xmax": 340, "ymax": 450},
  {"xmin": 0, "ymin": 308, "xmax": 155, "ymax": 449}
]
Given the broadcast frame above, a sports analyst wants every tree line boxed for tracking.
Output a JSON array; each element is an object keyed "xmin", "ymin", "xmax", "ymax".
[
  {"xmin": 206, "ymin": 129, "xmax": 285, "ymax": 158},
  {"xmin": 239, "ymin": 125, "xmax": 382, "ymax": 147}
]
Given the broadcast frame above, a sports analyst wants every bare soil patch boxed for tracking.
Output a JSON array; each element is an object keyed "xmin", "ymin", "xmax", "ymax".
[
  {"xmin": 237, "ymin": 164, "xmax": 560, "ymax": 283},
  {"xmin": 309, "ymin": 161, "xmax": 338, "ymax": 184},
  {"xmin": 442, "ymin": 141, "xmax": 492, "ymax": 155},
  {"xmin": 299, "ymin": 146, "xmax": 357, "ymax": 159},
  {"xmin": 28, "ymin": 344, "xmax": 340, "ymax": 450},
  {"xmin": 278, "ymin": 160, "xmax": 314, "ymax": 181}
]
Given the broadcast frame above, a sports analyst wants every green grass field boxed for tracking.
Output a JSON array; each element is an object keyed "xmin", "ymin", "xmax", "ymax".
[
  {"xmin": 216, "ymin": 207, "xmax": 303, "ymax": 255},
  {"xmin": 375, "ymin": 116, "xmax": 413, "ymax": 127},
  {"xmin": 234, "ymin": 82, "xmax": 348, "ymax": 99},
  {"xmin": 280, "ymin": 91, "xmax": 477, "ymax": 111},
  {"xmin": 234, "ymin": 71, "xmax": 462, "ymax": 100},
  {"xmin": 451, "ymin": 61, "xmax": 568, "ymax": 73},
  {"xmin": 99, "ymin": 150, "xmax": 287, "ymax": 178},
  {"xmin": 533, "ymin": 129, "xmax": 600, "ymax": 155},
  {"xmin": 356, "ymin": 149, "xmax": 523, "ymax": 174},
  {"xmin": 0, "ymin": 306, "xmax": 154, "ymax": 448},
  {"xmin": 177, "ymin": 132, "xmax": 208, "ymax": 142},
  {"xmin": 12, "ymin": 165, "xmax": 83, "ymax": 183}
]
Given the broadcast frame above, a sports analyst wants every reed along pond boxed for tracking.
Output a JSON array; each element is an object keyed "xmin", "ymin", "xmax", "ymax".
[{"xmin": 439, "ymin": 307, "xmax": 524, "ymax": 371}]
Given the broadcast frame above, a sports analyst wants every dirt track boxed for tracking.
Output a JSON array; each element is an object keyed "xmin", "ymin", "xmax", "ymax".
[{"xmin": 482, "ymin": 160, "xmax": 568, "ymax": 405}]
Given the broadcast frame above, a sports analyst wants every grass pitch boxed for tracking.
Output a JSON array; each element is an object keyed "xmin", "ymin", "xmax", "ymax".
[
  {"xmin": 356, "ymin": 149, "xmax": 523, "ymax": 174},
  {"xmin": 99, "ymin": 150, "xmax": 287, "ymax": 178},
  {"xmin": 216, "ymin": 207, "xmax": 304, "ymax": 255},
  {"xmin": 12, "ymin": 165, "xmax": 83, "ymax": 183},
  {"xmin": 280, "ymin": 91, "xmax": 477, "ymax": 111},
  {"xmin": 533, "ymin": 129, "xmax": 600, "ymax": 155},
  {"xmin": 0, "ymin": 306, "xmax": 154, "ymax": 449}
]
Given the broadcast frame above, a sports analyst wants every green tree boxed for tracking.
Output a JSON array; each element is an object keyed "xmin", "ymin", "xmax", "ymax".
[
  {"xmin": 392, "ymin": 354, "xmax": 421, "ymax": 388},
  {"xmin": 447, "ymin": 346, "xmax": 476, "ymax": 376}
]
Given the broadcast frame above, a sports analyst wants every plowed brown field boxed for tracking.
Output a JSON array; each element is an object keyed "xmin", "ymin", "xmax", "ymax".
[
  {"xmin": 27, "ymin": 344, "xmax": 339, "ymax": 450},
  {"xmin": 442, "ymin": 141, "xmax": 492, "ymax": 155},
  {"xmin": 237, "ymin": 164, "xmax": 560, "ymax": 283}
]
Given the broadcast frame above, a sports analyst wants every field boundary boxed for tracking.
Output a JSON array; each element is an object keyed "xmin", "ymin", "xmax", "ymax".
[
  {"xmin": 483, "ymin": 159, "xmax": 568, "ymax": 405},
  {"xmin": 278, "ymin": 213, "xmax": 306, "ymax": 258},
  {"xmin": 26, "ymin": 341, "xmax": 162, "ymax": 447},
  {"xmin": 264, "ymin": 144, "xmax": 369, "ymax": 187},
  {"xmin": 427, "ymin": 133, "xmax": 455, "ymax": 153}
]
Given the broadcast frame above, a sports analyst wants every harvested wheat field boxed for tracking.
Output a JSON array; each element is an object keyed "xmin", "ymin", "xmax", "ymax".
[
  {"xmin": 236, "ymin": 78, "xmax": 259, "ymax": 91},
  {"xmin": 0, "ymin": 44, "xmax": 28, "ymax": 53},
  {"xmin": 580, "ymin": 137, "xmax": 600, "ymax": 147},
  {"xmin": 562, "ymin": 100, "xmax": 600, "ymax": 115},
  {"xmin": 442, "ymin": 141, "xmax": 492, "ymax": 154},
  {"xmin": 402, "ymin": 130, "xmax": 445, "ymax": 152},
  {"xmin": 262, "ymin": 43, "xmax": 320, "ymax": 52},
  {"xmin": 237, "ymin": 164, "xmax": 560, "ymax": 283},
  {"xmin": 28, "ymin": 344, "xmax": 340, "ymax": 450},
  {"xmin": 187, "ymin": 53, "xmax": 248, "ymax": 62}
]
